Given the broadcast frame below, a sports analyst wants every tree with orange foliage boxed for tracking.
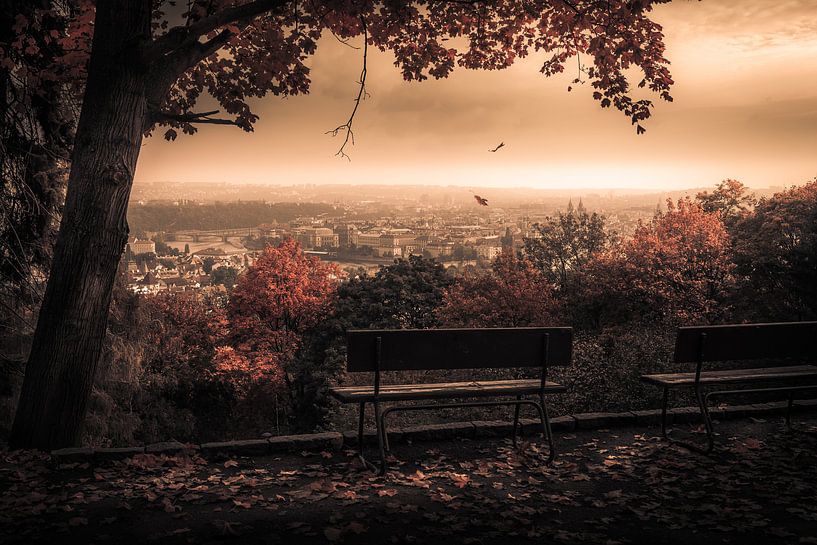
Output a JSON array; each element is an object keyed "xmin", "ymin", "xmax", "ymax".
[
  {"xmin": 220, "ymin": 239, "xmax": 340, "ymax": 395},
  {"xmin": 438, "ymin": 250, "xmax": 557, "ymax": 328},
  {"xmin": 613, "ymin": 198, "xmax": 734, "ymax": 324}
]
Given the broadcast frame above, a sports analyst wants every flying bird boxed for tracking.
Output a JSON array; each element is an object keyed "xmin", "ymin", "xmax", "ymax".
[
  {"xmin": 489, "ymin": 142, "xmax": 505, "ymax": 153},
  {"xmin": 474, "ymin": 195, "xmax": 489, "ymax": 206}
]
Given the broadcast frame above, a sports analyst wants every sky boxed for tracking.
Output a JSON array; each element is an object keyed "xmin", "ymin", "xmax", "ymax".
[{"xmin": 133, "ymin": 0, "xmax": 817, "ymax": 190}]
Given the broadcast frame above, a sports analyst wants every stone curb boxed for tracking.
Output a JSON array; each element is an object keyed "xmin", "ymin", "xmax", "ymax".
[{"xmin": 52, "ymin": 400, "xmax": 817, "ymax": 465}]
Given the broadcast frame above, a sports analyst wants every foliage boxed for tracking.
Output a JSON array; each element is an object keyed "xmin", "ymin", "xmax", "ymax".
[
  {"xmin": 87, "ymin": 281, "xmax": 234, "ymax": 445},
  {"xmin": 603, "ymin": 198, "xmax": 735, "ymax": 325},
  {"xmin": 551, "ymin": 327, "xmax": 674, "ymax": 415},
  {"xmin": 0, "ymin": 1, "xmax": 79, "ymax": 333},
  {"xmin": 299, "ymin": 256, "xmax": 454, "ymax": 430},
  {"xmin": 224, "ymin": 239, "xmax": 339, "ymax": 421},
  {"xmin": 335, "ymin": 255, "xmax": 454, "ymax": 331},
  {"xmin": 201, "ymin": 257, "xmax": 216, "ymax": 274},
  {"xmin": 695, "ymin": 179, "xmax": 756, "ymax": 229},
  {"xmin": 136, "ymin": 1, "xmax": 674, "ymax": 139},
  {"xmin": 438, "ymin": 250, "xmax": 556, "ymax": 327},
  {"xmin": 730, "ymin": 180, "xmax": 817, "ymax": 321},
  {"xmin": 210, "ymin": 267, "xmax": 239, "ymax": 289},
  {"xmin": 128, "ymin": 202, "xmax": 335, "ymax": 233},
  {"xmin": 154, "ymin": 239, "xmax": 180, "ymax": 256},
  {"xmin": 524, "ymin": 204, "xmax": 611, "ymax": 289}
]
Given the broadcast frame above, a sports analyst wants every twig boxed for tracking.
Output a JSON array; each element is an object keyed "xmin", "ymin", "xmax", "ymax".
[{"xmin": 326, "ymin": 16, "xmax": 368, "ymax": 160}]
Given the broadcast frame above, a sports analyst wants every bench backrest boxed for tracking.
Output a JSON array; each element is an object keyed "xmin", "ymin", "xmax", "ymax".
[
  {"xmin": 346, "ymin": 327, "xmax": 572, "ymax": 372},
  {"xmin": 674, "ymin": 321, "xmax": 817, "ymax": 363}
]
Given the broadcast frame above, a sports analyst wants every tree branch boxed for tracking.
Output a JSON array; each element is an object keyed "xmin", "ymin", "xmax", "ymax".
[
  {"xmin": 326, "ymin": 16, "xmax": 368, "ymax": 161},
  {"xmin": 148, "ymin": 0, "xmax": 291, "ymax": 61},
  {"xmin": 153, "ymin": 109, "xmax": 239, "ymax": 126}
]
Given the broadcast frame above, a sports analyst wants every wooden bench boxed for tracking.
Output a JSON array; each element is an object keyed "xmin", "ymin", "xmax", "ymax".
[
  {"xmin": 641, "ymin": 321, "xmax": 817, "ymax": 452},
  {"xmin": 329, "ymin": 327, "xmax": 572, "ymax": 474}
]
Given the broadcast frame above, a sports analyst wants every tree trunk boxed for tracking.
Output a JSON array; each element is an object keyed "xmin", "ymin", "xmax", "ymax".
[{"xmin": 10, "ymin": 1, "xmax": 152, "ymax": 450}]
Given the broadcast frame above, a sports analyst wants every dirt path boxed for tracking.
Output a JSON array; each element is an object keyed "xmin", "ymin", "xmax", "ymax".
[{"xmin": 2, "ymin": 417, "xmax": 817, "ymax": 544}]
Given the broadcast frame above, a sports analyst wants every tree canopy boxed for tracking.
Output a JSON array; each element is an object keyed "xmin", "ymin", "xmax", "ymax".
[{"xmin": 9, "ymin": 0, "xmax": 676, "ymax": 142}]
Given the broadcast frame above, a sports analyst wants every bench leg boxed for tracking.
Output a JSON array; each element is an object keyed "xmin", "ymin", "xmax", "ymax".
[
  {"xmin": 357, "ymin": 402, "xmax": 366, "ymax": 457},
  {"xmin": 660, "ymin": 387, "xmax": 670, "ymax": 439},
  {"xmin": 660, "ymin": 386, "xmax": 715, "ymax": 454},
  {"xmin": 786, "ymin": 393, "xmax": 794, "ymax": 430},
  {"xmin": 538, "ymin": 392, "xmax": 555, "ymax": 464},
  {"xmin": 695, "ymin": 386, "xmax": 715, "ymax": 453},
  {"xmin": 512, "ymin": 395, "xmax": 522, "ymax": 447},
  {"xmin": 374, "ymin": 401, "xmax": 388, "ymax": 476}
]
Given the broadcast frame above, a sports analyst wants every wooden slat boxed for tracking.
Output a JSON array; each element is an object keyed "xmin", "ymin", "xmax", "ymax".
[
  {"xmin": 346, "ymin": 327, "xmax": 572, "ymax": 372},
  {"xmin": 329, "ymin": 379, "xmax": 566, "ymax": 402},
  {"xmin": 674, "ymin": 322, "xmax": 817, "ymax": 363},
  {"xmin": 641, "ymin": 365, "xmax": 817, "ymax": 387}
]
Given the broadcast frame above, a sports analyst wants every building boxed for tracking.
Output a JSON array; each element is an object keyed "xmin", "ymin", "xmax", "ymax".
[
  {"xmin": 353, "ymin": 229, "xmax": 416, "ymax": 258},
  {"xmin": 128, "ymin": 237, "xmax": 155, "ymax": 256},
  {"xmin": 425, "ymin": 242, "xmax": 454, "ymax": 259},
  {"xmin": 476, "ymin": 244, "xmax": 503, "ymax": 261},
  {"xmin": 294, "ymin": 227, "xmax": 339, "ymax": 250}
]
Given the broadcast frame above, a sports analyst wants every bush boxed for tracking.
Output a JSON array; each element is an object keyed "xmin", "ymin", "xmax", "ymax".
[{"xmin": 551, "ymin": 327, "xmax": 675, "ymax": 415}]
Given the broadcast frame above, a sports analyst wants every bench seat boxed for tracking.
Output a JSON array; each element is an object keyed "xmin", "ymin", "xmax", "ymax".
[
  {"xmin": 642, "ymin": 364, "xmax": 817, "ymax": 388},
  {"xmin": 329, "ymin": 379, "xmax": 567, "ymax": 403}
]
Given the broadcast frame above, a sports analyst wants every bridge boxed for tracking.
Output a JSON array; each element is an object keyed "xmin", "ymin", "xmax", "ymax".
[{"xmin": 165, "ymin": 227, "xmax": 268, "ymax": 242}]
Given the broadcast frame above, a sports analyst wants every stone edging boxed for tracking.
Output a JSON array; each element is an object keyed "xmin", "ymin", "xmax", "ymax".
[{"xmin": 51, "ymin": 400, "xmax": 817, "ymax": 464}]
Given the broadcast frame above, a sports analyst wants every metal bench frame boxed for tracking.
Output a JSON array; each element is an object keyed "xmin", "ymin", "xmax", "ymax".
[
  {"xmin": 647, "ymin": 322, "xmax": 817, "ymax": 454},
  {"xmin": 334, "ymin": 328, "xmax": 570, "ymax": 475}
]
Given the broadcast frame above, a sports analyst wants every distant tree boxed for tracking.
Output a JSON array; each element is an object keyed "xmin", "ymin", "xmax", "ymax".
[
  {"xmin": 135, "ymin": 253, "xmax": 157, "ymax": 269},
  {"xmin": 201, "ymin": 257, "xmax": 216, "ymax": 274},
  {"xmin": 337, "ymin": 255, "xmax": 453, "ymax": 330},
  {"xmin": 438, "ymin": 251, "xmax": 556, "ymax": 327},
  {"xmin": 158, "ymin": 258, "xmax": 177, "ymax": 270},
  {"xmin": 730, "ymin": 180, "xmax": 817, "ymax": 321},
  {"xmin": 500, "ymin": 227, "xmax": 514, "ymax": 249},
  {"xmin": 11, "ymin": 0, "xmax": 677, "ymax": 449},
  {"xmin": 524, "ymin": 207, "xmax": 610, "ymax": 289},
  {"xmin": 129, "ymin": 202, "xmax": 336, "ymax": 233},
  {"xmin": 696, "ymin": 179, "xmax": 756, "ymax": 228},
  {"xmin": 210, "ymin": 267, "xmax": 238, "ymax": 289},
  {"xmin": 154, "ymin": 239, "xmax": 180, "ymax": 256}
]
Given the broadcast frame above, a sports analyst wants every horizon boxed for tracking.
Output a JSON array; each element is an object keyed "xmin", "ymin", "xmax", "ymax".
[
  {"xmin": 134, "ymin": 0, "xmax": 817, "ymax": 191},
  {"xmin": 132, "ymin": 179, "xmax": 798, "ymax": 193}
]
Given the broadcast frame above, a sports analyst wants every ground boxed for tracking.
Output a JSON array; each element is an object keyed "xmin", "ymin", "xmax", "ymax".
[{"xmin": 2, "ymin": 417, "xmax": 817, "ymax": 545}]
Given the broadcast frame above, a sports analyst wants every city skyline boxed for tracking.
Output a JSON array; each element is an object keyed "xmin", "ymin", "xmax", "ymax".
[{"xmin": 134, "ymin": 0, "xmax": 817, "ymax": 190}]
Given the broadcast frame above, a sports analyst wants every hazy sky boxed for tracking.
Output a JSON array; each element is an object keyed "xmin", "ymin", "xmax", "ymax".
[{"xmin": 133, "ymin": 0, "xmax": 817, "ymax": 190}]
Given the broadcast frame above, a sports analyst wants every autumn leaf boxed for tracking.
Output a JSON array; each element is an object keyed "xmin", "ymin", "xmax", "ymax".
[{"xmin": 324, "ymin": 527, "xmax": 343, "ymax": 542}]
